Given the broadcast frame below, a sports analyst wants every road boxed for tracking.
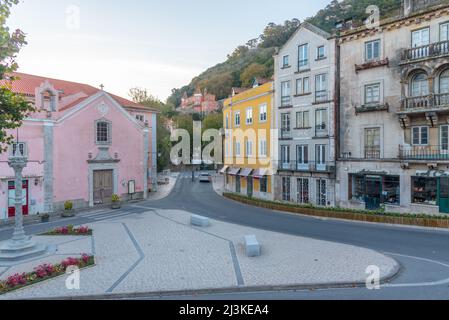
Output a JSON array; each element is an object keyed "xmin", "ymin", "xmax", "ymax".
[{"xmin": 1, "ymin": 171, "xmax": 449, "ymax": 300}]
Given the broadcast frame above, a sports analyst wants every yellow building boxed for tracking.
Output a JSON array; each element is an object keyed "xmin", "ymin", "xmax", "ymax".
[{"xmin": 221, "ymin": 79, "xmax": 276, "ymax": 200}]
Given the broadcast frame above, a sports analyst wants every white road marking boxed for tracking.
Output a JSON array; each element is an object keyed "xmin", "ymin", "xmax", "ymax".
[{"xmin": 382, "ymin": 252, "xmax": 449, "ymax": 288}]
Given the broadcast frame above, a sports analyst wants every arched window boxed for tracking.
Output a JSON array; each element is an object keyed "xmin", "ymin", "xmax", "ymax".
[
  {"xmin": 411, "ymin": 73, "xmax": 429, "ymax": 97},
  {"xmin": 439, "ymin": 69, "xmax": 449, "ymax": 94}
]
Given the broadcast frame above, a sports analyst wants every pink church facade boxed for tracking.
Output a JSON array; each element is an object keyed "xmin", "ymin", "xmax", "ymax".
[{"xmin": 0, "ymin": 73, "xmax": 158, "ymax": 219}]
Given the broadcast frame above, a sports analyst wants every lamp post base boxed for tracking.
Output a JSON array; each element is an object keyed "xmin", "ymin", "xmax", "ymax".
[{"xmin": 0, "ymin": 238, "xmax": 48, "ymax": 265}]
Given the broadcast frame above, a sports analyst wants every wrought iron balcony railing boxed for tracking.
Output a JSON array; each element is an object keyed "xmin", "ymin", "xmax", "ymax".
[
  {"xmin": 402, "ymin": 40, "xmax": 449, "ymax": 62},
  {"xmin": 399, "ymin": 145, "xmax": 449, "ymax": 160},
  {"xmin": 278, "ymin": 161, "xmax": 336, "ymax": 173},
  {"xmin": 364, "ymin": 147, "xmax": 381, "ymax": 159},
  {"xmin": 315, "ymin": 124, "xmax": 328, "ymax": 137},
  {"xmin": 314, "ymin": 90, "xmax": 330, "ymax": 103},
  {"xmin": 280, "ymin": 129, "xmax": 292, "ymax": 140}
]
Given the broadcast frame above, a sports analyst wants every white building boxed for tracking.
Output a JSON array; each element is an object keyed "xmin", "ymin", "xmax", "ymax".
[{"xmin": 274, "ymin": 22, "xmax": 337, "ymax": 207}]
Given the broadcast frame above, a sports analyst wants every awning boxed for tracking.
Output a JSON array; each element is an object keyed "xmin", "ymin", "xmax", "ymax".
[
  {"xmin": 219, "ymin": 166, "xmax": 229, "ymax": 174},
  {"xmin": 239, "ymin": 168, "xmax": 253, "ymax": 177},
  {"xmin": 252, "ymin": 168, "xmax": 268, "ymax": 179},
  {"xmin": 228, "ymin": 168, "xmax": 241, "ymax": 176}
]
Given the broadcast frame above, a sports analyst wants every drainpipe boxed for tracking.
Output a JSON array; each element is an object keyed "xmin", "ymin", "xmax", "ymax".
[{"xmin": 334, "ymin": 38, "xmax": 341, "ymax": 163}]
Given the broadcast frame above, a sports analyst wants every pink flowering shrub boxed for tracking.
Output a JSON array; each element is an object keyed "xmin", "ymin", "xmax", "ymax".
[
  {"xmin": 47, "ymin": 226, "xmax": 91, "ymax": 236},
  {"xmin": 6, "ymin": 273, "xmax": 27, "ymax": 288},
  {"xmin": 0, "ymin": 255, "xmax": 94, "ymax": 293}
]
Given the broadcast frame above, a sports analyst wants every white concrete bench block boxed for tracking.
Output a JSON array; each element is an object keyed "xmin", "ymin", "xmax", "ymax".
[
  {"xmin": 244, "ymin": 235, "xmax": 261, "ymax": 257},
  {"xmin": 191, "ymin": 215, "xmax": 210, "ymax": 227}
]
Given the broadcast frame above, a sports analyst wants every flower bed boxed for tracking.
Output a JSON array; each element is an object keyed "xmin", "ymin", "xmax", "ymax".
[
  {"xmin": 41, "ymin": 225, "xmax": 92, "ymax": 236},
  {"xmin": 0, "ymin": 254, "xmax": 95, "ymax": 295},
  {"xmin": 224, "ymin": 193, "xmax": 449, "ymax": 229}
]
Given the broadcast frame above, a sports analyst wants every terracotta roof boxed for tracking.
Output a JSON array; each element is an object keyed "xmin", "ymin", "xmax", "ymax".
[{"xmin": 1, "ymin": 72, "xmax": 156, "ymax": 112}]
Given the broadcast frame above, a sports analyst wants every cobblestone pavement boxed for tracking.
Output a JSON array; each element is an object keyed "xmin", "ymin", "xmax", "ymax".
[{"xmin": 0, "ymin": 209, "xmax": 398, "ymax": 299}]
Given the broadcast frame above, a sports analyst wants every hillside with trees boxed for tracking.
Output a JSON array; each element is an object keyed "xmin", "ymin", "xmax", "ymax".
[{"xmin": 167, "ymin": 0, "xmax": 403, "ymax": 107}]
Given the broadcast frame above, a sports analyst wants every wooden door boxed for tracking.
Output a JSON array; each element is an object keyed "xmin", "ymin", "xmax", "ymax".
[{"xmin": 93, "ymin": 170, "xmax": 113, "ymax": 205}]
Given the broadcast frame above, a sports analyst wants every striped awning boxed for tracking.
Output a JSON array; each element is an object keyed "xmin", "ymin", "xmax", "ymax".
[
  {"xmin": 227, "ymin": 168, "xmax": 241, "ymax": 176},
  {"xmin": 239, "ymin": 168, "xmax": 253, "ymax": 177}
]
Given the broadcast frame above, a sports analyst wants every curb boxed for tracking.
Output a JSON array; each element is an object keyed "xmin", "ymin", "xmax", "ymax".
[{"xmin": 22, "ymin": 260, "xmax": 401, "ymax": 300}]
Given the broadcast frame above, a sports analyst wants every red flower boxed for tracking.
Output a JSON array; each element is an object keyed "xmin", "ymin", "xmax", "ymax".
[{"xmin": 6, "ymin": 273, "xmax": 27, "ymax": 287}]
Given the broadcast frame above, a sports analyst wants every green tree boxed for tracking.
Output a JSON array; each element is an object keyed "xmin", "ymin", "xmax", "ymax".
[
  {"xmin": 240, "ymin": 63, "xmax": 270, "ymax": 87},
  {"xmin": 0, "ymin": 0, "xmax": 34, "ymax": 153},
  {"xmin": 129, "ymin": 87, "xmax": 175, "ymax": 171}
]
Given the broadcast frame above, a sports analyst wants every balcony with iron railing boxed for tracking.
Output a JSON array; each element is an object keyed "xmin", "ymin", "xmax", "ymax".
[
  {"xmin": 364, "ymin": 146, "xmax": 381, "ymax": 159},
  {"xmin": 281, "ymin": 96, "xmax": 292, "ymax": 108},
  {"xmin": 278, "ymin": 161, "xmax": 336, "ymax": 174},
  {"xmin": 315, "ymin": 124, "xmax": 329, "ymax": 138},
  {"xmin": 401, "ymin": 40, "xmax": 449, "ymax": 63},
  {"xmin": 314, "ymin": 90, "xmax": 331, "ymax": 104},
  {"xmin": 399, "ymin": 145, "xmax": 449, "ymax": 161},
  {"xmin": 400, "ymin": 93, "xmax": 449, "ymax": 112},
  {"xmin": 280, "ymin": 129, "xmax": 292, "ymax": 140}
]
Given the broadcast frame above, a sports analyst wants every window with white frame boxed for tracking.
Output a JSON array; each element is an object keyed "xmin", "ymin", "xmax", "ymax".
[
  {"xmin": 365, "ymin": 39, "xmax": 381, "ymax": 61},
  {"xmin": 303, "ymin": 77, "xmax": 310, "ymax": 93},
  {"xmin": 259, "ymin": 139, "xmax": 267, "ymax": 158},
  {"xmin": 365, "ymin": 83, "xmax": 381, "ymax": 105},
  {"xmin": 315, "ymin": 74, "xmax": 328, "ymax": 102},
  {"xmin": 96, "ymin": 121, "xmax": 111, "ymax": 145},
  {"xmin": 135, "ymin": 114, "xmax": 144, "ymax": 122},
  {"xmin": 365, "ymin": 128, "xmax": 381, "ymax": 158},
  {"xmin": 315, "ymin": 109, "xmax": 328, "ymax": 133},
  {"xmin": 296, "ymin": 145, "xmax": 309, "ymax": 165},
  {"xmin": 317, "ymin": 45, "xmax": 325, "ymax": 59},
  {"xmin": 296, "ymin": 111, "xmax": 310, "ymax": 128},
  {"xmin": 412, "ymin": 126, "xmax": 429, "ymax": 145},
  {"xmin": 296, "ymin": 77, "xmax": 310, "ymax": 95},
  {"xmin": 225, "ymin": 114, "xmax": 229, "ymax": 129},
  {"xmin": 235, "ymin": 112, "xmax": 241, "ymax": 126},
  {"xmin": 298, "ymin": 44, "xmax": 309, "ymax": 68},
  {"xmin": 259, "ymin": 104, "xmax": 267, "ymax": 122},
  {"xmin": 281, "ymin": 113, "xmax": 291, "ymax": 137},
  {"xmin": 282, "ymin": 55, "xmax": 290, "ymax": 68},
  {"xmin": 246, "ymin": 140, "xmax": 253, "ymax": 157},
  {"xmin": 281, "ymin": 81, "xmax": 291, "ymax": 106},
  {"xmin": 246, "ymin": 108, "xmax": 253, "ymax": 125},
  {"xmin": 235, "ymin": 141, "xmax": 241, "ymax": 157},
  {"xmin": 296, "ymin": 78, "xmax": 302, "ymax": 95},
  {"xmin": 441, "ymin": 22, "xmax": 449, "ymax": 41},
  {"xmin": 411, "ymin": 73, "xmax": 429, "ymax": 97}
]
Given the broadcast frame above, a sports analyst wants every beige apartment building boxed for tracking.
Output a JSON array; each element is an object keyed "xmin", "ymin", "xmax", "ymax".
[{"xmin": 337, "ymin": 0, "xmax": 449, "ymax": 215}]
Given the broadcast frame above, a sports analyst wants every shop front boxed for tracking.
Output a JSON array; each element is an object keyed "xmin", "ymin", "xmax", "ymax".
[
  {"xmin": 413, "ymin": 171, "xmax": 449, "ymax": 214},
  {"xmin": 350, "ymin": 172, "xmax": 400, "ymax": 211}
]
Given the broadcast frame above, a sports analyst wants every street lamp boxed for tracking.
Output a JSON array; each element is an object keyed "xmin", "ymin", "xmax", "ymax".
[{"xmin": 0, "ymin": 133, "xmax": 47, "ymax": 265}]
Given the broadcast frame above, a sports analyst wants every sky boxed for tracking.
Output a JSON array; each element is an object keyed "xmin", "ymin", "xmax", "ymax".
[{"xmin": 7, "ymin": 0, "xmax": 330, "ymax": 101}]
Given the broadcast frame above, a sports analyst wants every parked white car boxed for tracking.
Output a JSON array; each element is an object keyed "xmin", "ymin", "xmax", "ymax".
[{"xmin": 199, "ymin": 173, "xmax": 212, "ymax": 183}]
